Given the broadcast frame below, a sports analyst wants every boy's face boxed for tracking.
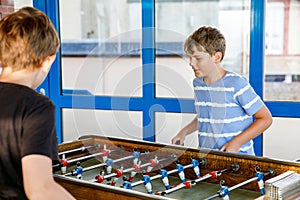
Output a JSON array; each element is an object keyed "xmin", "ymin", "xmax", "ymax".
[{"xmin": 186, "ymin": 46, "xmax": 217, "ymax": 78}]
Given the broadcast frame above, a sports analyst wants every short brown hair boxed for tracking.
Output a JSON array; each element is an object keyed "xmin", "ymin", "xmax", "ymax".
[
  {"xmin": 184, "ymin": 26, "xmax": 226, "ymax": 61},
  {"xmin": 0, "ymin": 7, "xmax": 60, "ymax": 71}
]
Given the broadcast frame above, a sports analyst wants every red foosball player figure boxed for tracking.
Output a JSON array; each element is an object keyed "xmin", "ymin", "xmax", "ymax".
[
  {"xmin": 95, "ymin": 170, "xmax": 105, "ymax": 183},
  {"xmin": 60, "ymin": 154, "xmax": 68, "ymax": 174},
  {"xmin": 111, "ymin": 166, "xmax": 124, "ymax": 186},
  {"xmin": 146, "ymin": 155, "xmax": 159, "ymax": 175},
  {"xmin": 101, "ymin": 144, "xmax": 110, "ymax": 163},
  {"xmin": 129, "ymin": 160, "xmax": 141, "ymax": 182}
]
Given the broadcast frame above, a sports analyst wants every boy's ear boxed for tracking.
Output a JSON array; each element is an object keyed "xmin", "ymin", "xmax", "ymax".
[
  {"xmin": 41, "ymin": 55, "xmax": 56, "ymax": 73},
  {"xmin": 213, "ymin": 51, "xmax": 223, "ymax": 63}
]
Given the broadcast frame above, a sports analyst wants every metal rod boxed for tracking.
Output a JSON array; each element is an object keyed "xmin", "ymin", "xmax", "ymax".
[
  {"xmin": 204, "ymin": 193, "xmax": 220, "ymax": 200},
  {"xmin": 126, "ymin": 157, "xmax": 171, "ymax": 187},
  {"xmin": 64, "ymin": 151, "xmax": 149, "ymax": 176},
  {"xmin": 58, "ymin": 145, "xmax": 94, "ymax": 156},
  {"xmin": 228, "ymin": 176, "xmax": 258, "ymax": 191},
  {"xmin": 163, "ymin": 167, "xmax": 231, "ymax": 195},
  {"xmin": 204, "ymin": 169, "xmax": 271, "ymax": 200},
  {"xmin": 159, "ymin": 164, "xmax": 238, "ymax": 196}
]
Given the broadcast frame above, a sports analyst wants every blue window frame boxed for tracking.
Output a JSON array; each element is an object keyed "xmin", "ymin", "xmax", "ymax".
[
  {"xmin": 249, "ymin": 0, "xmax": 265, "ymax": 156},
  {"xmin": 33, "ymin": 0, "xmax": 300, "ymax": 156}
]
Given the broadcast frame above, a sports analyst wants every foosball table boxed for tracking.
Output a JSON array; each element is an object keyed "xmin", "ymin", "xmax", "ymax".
[{"xmin": 53, "ymin": 135, "xmax": 300, "ymax": 200}]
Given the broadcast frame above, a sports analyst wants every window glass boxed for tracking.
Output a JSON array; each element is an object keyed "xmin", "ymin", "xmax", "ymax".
[
  {"xmin": 263, "ymin": 117, "xmax": 300, "ymax": 161},
  {"xmin": 62, "ymin": 109, "xmax": 143, "ymax": 142},
  {"xmin": 155, "ymin": 112, "xmax": 198, "ymax": 148},
  {"xmin": 155, "ymin": 0, "xmax": 250, "ymax": 98},
  {"xmin": 59, "ymin": 0, "xmax": 142, "ymax": 97},
  {"xmin": 264, "ymin": 0, "xmax": 300, "ymax": 101},
  {"xmin": 14, "ymin": 0, "xmax": 33, "ymax": 9}
]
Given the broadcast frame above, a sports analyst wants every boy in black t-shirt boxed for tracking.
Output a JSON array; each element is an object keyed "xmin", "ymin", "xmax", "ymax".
[{"xmin": 0, "ymin": 7, "xmax": 75, "ymax": 199}]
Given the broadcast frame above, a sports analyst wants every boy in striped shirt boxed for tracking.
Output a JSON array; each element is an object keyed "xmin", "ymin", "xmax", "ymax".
[{"xmin": 171, "ymin": 26, "xmax": 272, "ymax": 155}]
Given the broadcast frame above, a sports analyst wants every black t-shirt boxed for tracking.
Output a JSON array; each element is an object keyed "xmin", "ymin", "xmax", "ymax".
[{"xmin": 0, "ymin": 82, "xmax": 59, "ymax": 199}]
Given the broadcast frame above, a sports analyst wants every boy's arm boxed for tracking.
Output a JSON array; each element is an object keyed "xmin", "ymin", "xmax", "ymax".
[
  {"xmin": 22, "ymin": 155, "xmax": 75, "ymax": 200},
  {"xmin": 171, "ymin": 116, "xmax": 198, "ymax": 145},
  {"xmin": 220, "ymin": 105, "xmax": 273, "ymax": 153}
]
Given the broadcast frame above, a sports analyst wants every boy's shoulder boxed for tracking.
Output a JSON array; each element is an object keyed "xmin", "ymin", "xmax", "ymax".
[
  {"xmin": 223, "ymin": 71, "xmax": 250, "ymax": 90},
  {"xmin": 0, "ymin": 82, "xmax": 53, "ymax": 107},
  {"xmin": 225, "ymin": 71, "xmax": 243, "ymax": 79},
  {"xmin": 224, "ymin": 71, "xmax": 248, "ymax": 83}
]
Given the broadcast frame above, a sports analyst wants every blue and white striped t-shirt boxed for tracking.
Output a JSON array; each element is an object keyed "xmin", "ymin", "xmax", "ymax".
[{"xmin": 193, "ymin": 71, "xmax": 264, "ymax": 155}]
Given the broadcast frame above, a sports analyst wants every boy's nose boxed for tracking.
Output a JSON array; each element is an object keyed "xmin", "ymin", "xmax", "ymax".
[
  {"xmin": 189, "ymin": 58, "xmax": 195, "ymax": 68},
  {"xmin": 189, "ymin": 61, "xmax": 198, "ymax": 70},
  {"xmin": 189, "ymin": 62, "xmax": 193, "ymax": 68}
]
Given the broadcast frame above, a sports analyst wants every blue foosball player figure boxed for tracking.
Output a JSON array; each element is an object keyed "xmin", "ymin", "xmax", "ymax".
[
  {"xmin": 176, "ymin": 160, "xmax": 186, "ymax": 182},
  {"xmin": 160, "ymin": 168, "xmax": 171, "ymax": 190},
  {"xmin": 122, "ymin": 176, "xmax": 132, "ymax": 190},
  {"xmin": 191, "ymin": 155, "xmax": 201, "ymax": 178},
  {"xmin": 219, "ymin": 180, "xmax": 229, "ymax": 200},
  {"xmin": 218, "ymin": 180, "xmax": 229, "ymax": 200},
  {"xmin": 105, "ymin": 158, "xmax": 113, "ymax": 184},
  {"xmin": 255, "ymin": 166, "xmax": 265, "ymax": 195},
  {"xmin": 142, "ymin": 171, "xmax": 153, "ymax": 194},
  {"xmin": 106, "ymin": 158, "xmax": 113, "ymax": 175},
  {"xmin": 132, "ymin": 147, "xmax": 141, "ymax": 165},
  {"xmin": 72, "ymin": 161, "xmax": 83, "ymax": 179}
]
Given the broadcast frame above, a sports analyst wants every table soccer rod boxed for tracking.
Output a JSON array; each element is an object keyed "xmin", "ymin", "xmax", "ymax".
[
  {"xmin": 156, "ymin": 163, "xmax": 240, "ymax": 196},
  {"xmin": 58, "ymin": 145, "xmax": 96, "ymax": 156},
  {"xmin": 66, "ymin": 147, "xmax": 120, "ymax": 164},
  {"xmin": 64, "ymin": 151, "xmax": 149, "ymax": 176},
  {"xmin": 204, "ymin": 168, "xmax": 274, "ymax": 200}
]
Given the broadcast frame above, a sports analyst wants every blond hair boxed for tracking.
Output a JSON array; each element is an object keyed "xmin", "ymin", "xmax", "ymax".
[
  {"xmin": 184, "ymin": 26, "xmax": 226, "ymax": 61},
  {"xmin": 0, "ymin": 7, "xmax": 60, "ymax": 71}
]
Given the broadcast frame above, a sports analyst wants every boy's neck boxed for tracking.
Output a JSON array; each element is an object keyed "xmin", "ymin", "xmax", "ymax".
[
  {"xmin": 0, "ymin": 67, "xmax": 36, "ymax": 88},
  {"xmin": 203, "ymin": 67, "xmax": 227, "ymax": 84}
]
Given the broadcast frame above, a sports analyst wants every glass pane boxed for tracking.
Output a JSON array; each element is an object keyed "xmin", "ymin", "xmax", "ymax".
[
  {"xmin": 59, "ymin": 0, "xmax": 142, "ymax": 97},
  {"xmin": 155, "ymin": 112, "xmax": 198, "ymax": 148},
  {"xmin": 62, "ymin": 109, "xmax": 142, "ymax": 142},
  {"xmin": 14, "ymin": 0, "xmax": 33, "ymax": 9},
  {"xmin": 155, "ymin": 0, "xmax": 250, "ymax": 98},
  {"xmin": 264, "ymin": 0, "xmax": 300, "ymax": 101},
  {"xmin": 263, "ymin": 117, "xmax": 300, "ymax": 161}
]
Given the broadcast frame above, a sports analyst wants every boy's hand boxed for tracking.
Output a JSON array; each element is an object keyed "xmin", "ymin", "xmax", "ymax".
[
  {"xmin": 220, "ymin": 142, "xmax": 240, "ymax": 154},
  {"xmin": 171, "ymin": 133, "xmax": 185, "ymax": 146}
]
